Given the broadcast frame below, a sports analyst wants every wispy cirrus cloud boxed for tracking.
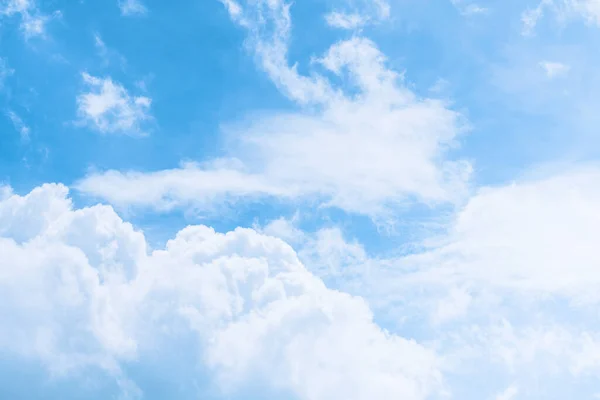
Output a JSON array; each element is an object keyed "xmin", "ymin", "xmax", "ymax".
[
  {"xmin": 118, "ymin": 0, "xmax": 146, "ymax": 16},
  {"xmin": 6, "ymin": 110, "xmax": 30, "ymax": 141},
  {"xmin": 522, "ymin": 0, "xmax": 600, "ymax": 34},
  {"xmin": 324, "ymin": 11, "xmax": 368, "ymax": 29},
  {"xmin": 0, "ymin": 0, "xmax": 59, "ymax": 39},
  {"xmin": 323, "ymin": 0, "xmax": 390, "ymax": 29},
  {"xmin": 0, "ymin": 57, "xmax": 14, "ymax": 89},
  {"xmin": 450, "ymin": 0, "xmax": 489, "ymax": 16},
  {"xmin": 77, "ymin": 0, "xmax": 471, "ymax": 222}
]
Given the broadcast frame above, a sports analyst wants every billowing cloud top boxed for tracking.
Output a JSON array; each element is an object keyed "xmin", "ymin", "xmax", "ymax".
[{"xmin": 0, "ymin": 184, "xmax": 441, "ymax": 399}]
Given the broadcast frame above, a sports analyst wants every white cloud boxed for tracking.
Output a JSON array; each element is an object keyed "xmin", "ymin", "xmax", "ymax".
[
  {"xmin": 77, "ymin": 67, "xmax": 469, "ymax": 216},
  {"xmin": 242, "ymin": 177, "xmax": 600, "ymax": 398},
  {"xmin": 431, "ymin": 287, "xmax": 471, "ymax": 325},
  {"xmin": 451, "ymin": 0, "xmax": 489, "ymax": 16},
  {"xmin": 521, "ymin": 2, "xmax": 547, "ymax": 35},
  {"xmin": 0, "ymin": 183, "xmax": 443, "ymax": 399},
  {"xmin": 462, "ymin": 4, "xmax": 489, "ymax": 15},
  {"xmin": 6, "ymin": 105, "xmax": 600, "ymax": 400},
  {"xmin": 324, "ymin": 12, "xmax": 368, "ymax": 29},
  {"xmin": 323, "ymin": 0, "xmax": 390, "ymax": 29},
  {"xmin": 0, "ymin": 0, "xmax": 56, "ymax": 39},
  {"xmin": 94, "ymin": 33, "xmax": 108, "ymax": 58},
  {"xmin": 573, "ymin": 0, "xmax": 600, "ymax": 25},
  {"xmin": 93, "ymin": 33, "xmax": 127, "ymax": 68},
  {"xmin": 522, "ymin": 0, "xmax": 600, "ymax": 33},
  {"xmin": 289, "ymin": 166, "xmax": 600, "ymax": 375},
  {"xmin": 259, "ymin": 215, "xmax": 305, "ymax": 244},
  {"xmin": 539, "ymin": 61, "xmax": 570, "ymax": 78},
  {"xmin": 77, "ymin": 81, "xmax": 470, "ymax": 215},
  {"xmin": 220, "ymin": 0, "xmax": 244, "ymax": 21},
  {"xmin": 475, "ymin": 321, "xmax": 600, "ymax": 376},
  {"xmin": 76, "ymin": 73, "xmax": 152, "ymax": 136},
  {"xmin": 118, "ymin": 0, "xmax": 146, "ymax": 16},
  {"xmin": 223, "ymin": 0, "xmax": 332, "ymax": 104},
  {"xmin": 325, "ymin": 0, "xmax": 391, "ymax": 29},
  {"xmin": 244, "ymin": 186, "xmax": 600, "ymax": 398},
  {"xmin": 0, "ymin": 57, "xmax": 14, "ymax": 88},
  {"xmin": 496, "ymin": 384, "xmax": 518, "ymax": 400},
  {"xmin": 76, "ymin": 1, "xmax": 471, "ymax": 221},
  {"xmin": 298, "ymin": 227, "xmax": 369, "ymax": 280},
  {"xmin": 76, "ymin": 161, "xmax": 291, "ymax": 212},
  {"xmin": 0, "ymin": 185, "xmax": 12, "ymax": 200},
  {"xmin": 6, "ymin": 110, "xmax": 30, "ymax": 141},
  {"xmin": 405, "ymin": 166, "xmax": 600, "ymax": 301},
  {"xmin": 235, "ymin": 164, "xmax": 600, "ymax": 307}
]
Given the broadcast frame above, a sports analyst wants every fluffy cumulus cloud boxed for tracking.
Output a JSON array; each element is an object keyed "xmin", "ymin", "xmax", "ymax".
[
  {"xmin": 76, "ymin": 0, "xmax": 471, "ymax": 220},
  {"xmin": 76, "ymin": 73, "xmax": 152, "ymax": 136},
  {"xmin": 0, "ymin": 184, "xmax": 442, "ymax": 399},
  {"xmin": 257, "ymin": 166, "xmax": 600, "ymax": 397},
  {"xmin": 3, "ymin": 0, "xmax": 600, "ymax": 398},
  {"xmin": 13, "ymin": 170, "xmax": 600, "ymax": 396}
]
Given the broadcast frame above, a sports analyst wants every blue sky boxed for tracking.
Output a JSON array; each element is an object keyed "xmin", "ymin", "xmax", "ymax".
[{"xmin": 2, "ymin": 0, "xmax": 600, "ymax": 399}]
